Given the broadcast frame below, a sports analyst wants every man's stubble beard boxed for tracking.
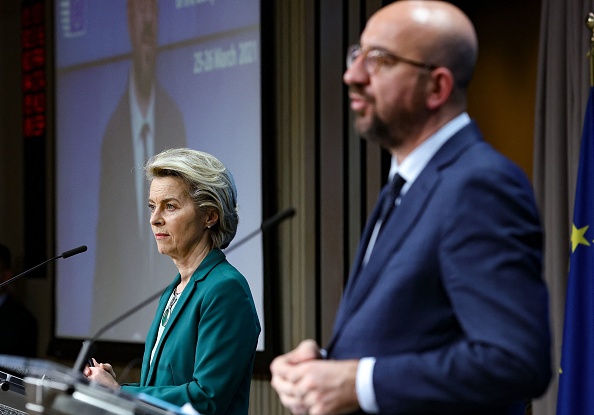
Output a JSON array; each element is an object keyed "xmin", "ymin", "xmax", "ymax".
[{"xmin": 356, "ymin": 112, "xmax": 402, "ymax": 150}]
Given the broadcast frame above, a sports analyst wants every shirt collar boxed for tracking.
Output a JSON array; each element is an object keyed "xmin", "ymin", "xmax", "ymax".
[{"xmin": 389, "ymin": 112, "xmax": 471, "ymax": 194}]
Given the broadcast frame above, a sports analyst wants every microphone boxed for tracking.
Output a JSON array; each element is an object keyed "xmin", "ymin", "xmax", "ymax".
[
  {"xmin": 61, "ymin": 245, "xmax": 88, "ymax": 259},
  {"xmin": 227, "ymin": 207, "xmax": 296, "ymax": 250},
  {"xmin": 72, "ymin": 208, "xmax": 296, "ymax": 373},
  {"xmin": 0, "ymin": 245, "xmax": 88, "ymax": 289}
]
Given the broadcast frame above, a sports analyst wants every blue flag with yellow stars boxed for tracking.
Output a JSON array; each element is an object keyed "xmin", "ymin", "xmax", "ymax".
[{"xmin": 557, "ymin": 86, "xmax": 594, "ymax": 415}]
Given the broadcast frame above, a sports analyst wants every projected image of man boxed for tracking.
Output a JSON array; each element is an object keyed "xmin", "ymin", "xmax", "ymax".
[{"xmin": 92, "ymin": 0, "xmax": 187, "ymax": 340}]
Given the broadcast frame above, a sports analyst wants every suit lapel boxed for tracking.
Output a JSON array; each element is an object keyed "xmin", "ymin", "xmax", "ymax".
[
  {"xmin": 327, "ymin": 122, "xmax": 480, "ymax": 352},
  {"xmin": 332, "ymin": 183, "xmax": 391, "ymax": 334},
  {"xmin": 340, "ymin": 172, "xmax": 439, "ymax": 327},
  {"xmin": 340, "ymin": 195, "xmax": 383, "ymax": 304},
  {"xmin": 141, "ymin": 280, "xmax": 177, "ymax": 385},
  {"xmin": 143, "ymin": 250, "xmax": 227, "ymax": 386}
]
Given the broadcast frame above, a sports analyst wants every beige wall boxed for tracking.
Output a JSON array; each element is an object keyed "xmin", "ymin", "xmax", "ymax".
[{"xmin": 467, "ymin": 0, "xmax": 540, "ymax": 180}]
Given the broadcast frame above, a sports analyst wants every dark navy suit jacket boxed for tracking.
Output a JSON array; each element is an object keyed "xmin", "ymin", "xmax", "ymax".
[{"xmin": 327, "ymin": 121, "xmax": 551, "ymax": 414}]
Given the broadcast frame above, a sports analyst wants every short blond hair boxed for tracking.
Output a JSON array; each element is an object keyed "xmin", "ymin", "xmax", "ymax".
[{"xmin": 145, "ymin": 148, "xmax": 239, "ymax": 249}]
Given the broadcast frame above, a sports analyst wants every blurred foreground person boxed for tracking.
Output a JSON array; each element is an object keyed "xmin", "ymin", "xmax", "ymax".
[{"xmin": 271, "ymin": 2, "xmax": 551, "ymax": 414}]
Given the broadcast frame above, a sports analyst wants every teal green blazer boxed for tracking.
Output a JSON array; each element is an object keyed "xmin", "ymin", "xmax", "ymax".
[{"xmin": 121, "ymin": 249, "xmax": 261, "ymax": 415}]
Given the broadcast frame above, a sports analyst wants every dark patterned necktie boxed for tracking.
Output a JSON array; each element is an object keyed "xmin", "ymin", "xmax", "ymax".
[
  {"xmin": 348, "ymin": 174, "xmax": 407, "ymax": 293},
  {"xmin": 378, "ymin": 173, "xmax": 406, "ymax": 225},
  {"xmin": 139, "ymin": 122, "xmax": 151, "ymax": 239}
]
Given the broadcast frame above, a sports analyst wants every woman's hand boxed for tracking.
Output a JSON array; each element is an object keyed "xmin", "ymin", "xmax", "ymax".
[{"xmin": 83, "ymin": 358, "xmax": 120, "ymax": 389}]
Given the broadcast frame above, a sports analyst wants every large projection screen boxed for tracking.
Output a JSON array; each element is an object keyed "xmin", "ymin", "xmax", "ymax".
[{"xmin": 53, "ymin": 0, "xmax": 264, "ymax": 354}]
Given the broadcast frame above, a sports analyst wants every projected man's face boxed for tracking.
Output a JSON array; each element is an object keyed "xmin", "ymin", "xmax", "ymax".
[{"xmin": 127, "ymin": 0, "xmax": 158, "ymax": 96}]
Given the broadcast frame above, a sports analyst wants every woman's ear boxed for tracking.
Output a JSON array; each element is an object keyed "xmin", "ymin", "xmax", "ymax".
[{"xmin": 205, "ymin": 209, "xmax": 219, "ymax": 228}]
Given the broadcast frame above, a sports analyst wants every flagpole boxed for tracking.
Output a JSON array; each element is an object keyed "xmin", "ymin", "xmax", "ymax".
[
  {"xmin": 557, "ymin": 17, "xmax": 594, "ymax": 415},
  {"xmin": 587, "ymin": 12, "xmax": 594, "ymax": 86}
]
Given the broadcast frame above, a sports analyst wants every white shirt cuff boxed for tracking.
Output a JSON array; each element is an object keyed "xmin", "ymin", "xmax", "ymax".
[{"xmin": 356, "ymin": 357, "xmax": 379, "ymax": 413}]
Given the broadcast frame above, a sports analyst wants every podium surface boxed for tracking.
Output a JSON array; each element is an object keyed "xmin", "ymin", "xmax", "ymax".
[{"xmin": 0, "ymin": 355, "xmax": 186, "ymax": 415}]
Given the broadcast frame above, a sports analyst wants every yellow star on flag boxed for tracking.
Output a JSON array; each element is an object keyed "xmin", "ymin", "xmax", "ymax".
[{"xmin": 571, "ymin": 224, "xmax": 590, "ymax": 253}]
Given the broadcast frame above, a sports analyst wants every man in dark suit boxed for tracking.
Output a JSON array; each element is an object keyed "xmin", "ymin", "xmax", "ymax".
[
  {"xmin": 270, "ymin": 1, "xmax": 551, "ymax": 414},
  {"xmin": 0, "ymin": 244, "xmax": 37, "ymax": 357},
  {"xmin": 92, "ymin": 0, "xmax": 186, "ymax": 337}
]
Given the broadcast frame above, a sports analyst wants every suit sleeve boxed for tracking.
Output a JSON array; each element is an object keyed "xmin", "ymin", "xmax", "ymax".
[{"xmin": 373, "ymin": 165, "xmax": 551, "ymax": 413}]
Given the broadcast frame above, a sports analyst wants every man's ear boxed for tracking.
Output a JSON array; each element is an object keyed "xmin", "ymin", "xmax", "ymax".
[{"xmin": 425, "ymin": 67, "xmax": 455, "ymax": 110}]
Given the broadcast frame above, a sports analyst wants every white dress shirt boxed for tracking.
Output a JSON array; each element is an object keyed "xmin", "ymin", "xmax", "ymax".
[{"xmin": 129, "ymin": 72, "xmax": 156, "ymax": 238}]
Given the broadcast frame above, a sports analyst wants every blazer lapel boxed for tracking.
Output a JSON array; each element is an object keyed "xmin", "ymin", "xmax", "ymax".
[
  {"xmin": 327, "ymin": 122, "xmax": 480, "ymax": 351},
  {"xmin": 331, "ymin": 183, "xmax": 389, "ymax": 336},
  {"xmin": 340, "ymin": 194, "xmax": 383, "ymax": 304},
  {"xmin": 343, "ymin": 173, "xmax": 439, "ymax": 323},
  {"xmin": 141, "ymin": 280, "xmax": 178, "ymax": 385},
  {"xmin": 143, "ymin": 249, "xmax": 227, "ymax": 385}
]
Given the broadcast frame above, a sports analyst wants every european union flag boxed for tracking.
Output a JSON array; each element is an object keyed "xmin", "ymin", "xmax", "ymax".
[{"xmin": 557, "ymin": 86, "xmax": 594, "ymax": 414}]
